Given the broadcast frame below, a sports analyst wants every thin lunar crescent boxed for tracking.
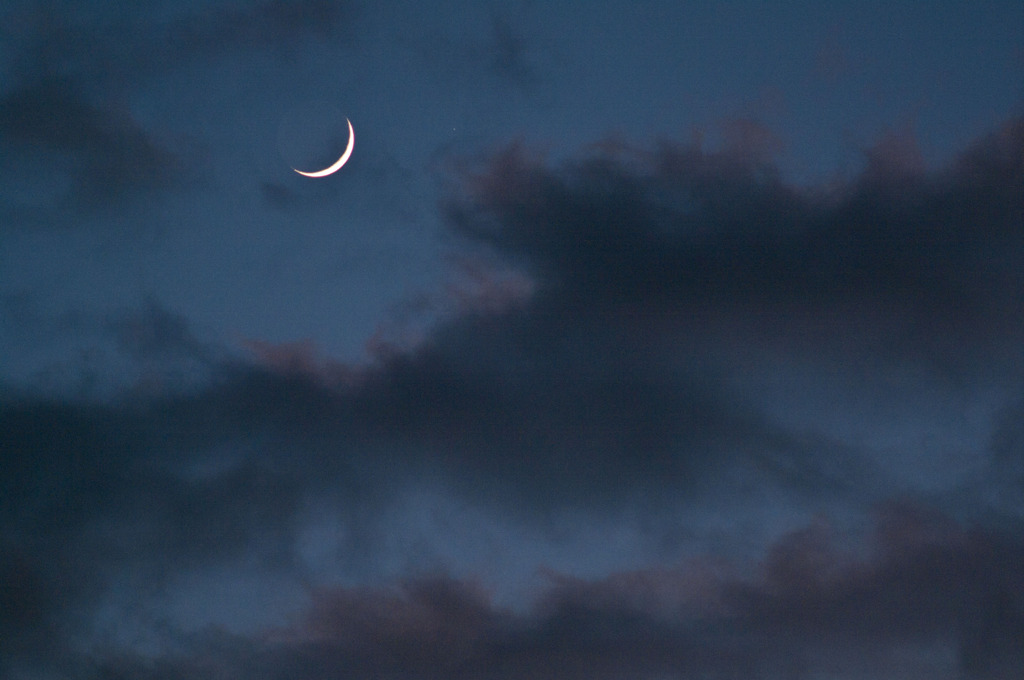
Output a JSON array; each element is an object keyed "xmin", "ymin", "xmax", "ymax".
[{"xmin": 293, "ymin": 119, "xmax": 354, "ymax": 178}]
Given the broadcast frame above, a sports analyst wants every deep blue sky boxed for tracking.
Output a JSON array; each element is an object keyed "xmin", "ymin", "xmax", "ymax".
[{"xmin": 1, "ymin": 1, "xmax": 1022, "ymax": 678}]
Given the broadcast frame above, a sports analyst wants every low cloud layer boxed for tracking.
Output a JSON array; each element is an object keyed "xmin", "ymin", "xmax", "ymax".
[
  {"xmin": 51, "ymin": 506, "xmax": 1024, "ymax": 679},
  {"xmin": 1, "ymin": 114, "xmax": 1021, "ymax": 677}
]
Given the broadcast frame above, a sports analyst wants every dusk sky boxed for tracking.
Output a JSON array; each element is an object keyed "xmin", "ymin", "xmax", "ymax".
[{"xmin": 1, "ymin": 1, "xmax": 1022, "ymax": 678}]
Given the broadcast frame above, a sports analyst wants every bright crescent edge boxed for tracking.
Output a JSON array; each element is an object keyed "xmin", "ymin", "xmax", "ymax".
[{"xmin": 293, "ymin": 119, "xmax": 354, "ymax": 178}]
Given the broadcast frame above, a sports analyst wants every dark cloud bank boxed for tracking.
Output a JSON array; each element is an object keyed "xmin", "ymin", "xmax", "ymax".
[{"xmin": 2, "ymin": 116, "xmax": 1022, "ymax": 677}]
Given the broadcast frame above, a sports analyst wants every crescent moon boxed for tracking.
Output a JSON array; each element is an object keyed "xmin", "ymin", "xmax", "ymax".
[{"xmin": 293, "ymin": 119, "xmax": 354, "ymax": 178}]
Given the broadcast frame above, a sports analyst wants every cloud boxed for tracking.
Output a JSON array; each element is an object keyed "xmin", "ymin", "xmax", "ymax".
[
  {"xmin": 444, "ymin": 117, "xmax": 1022, "ymax": 369},
  {"xmin": 73, "ymin": 506, "xmax": 1024, "ymax": 679},
  {"xmin": 485, "ymin": 14, "xmax": 538, "ymax": 86},
  {"xmin": 0, "ymin": 77, "xmax": 178, "ymax": 209},
  {"xmin": 1, "ymin": 116, "xmax": 1020, "ymax": 678},
  {"xmin": 260, "ymin": 181, "xmax": 298, "ymax": 209},
  {"xmin": 0, "ymin": 297, "xmax": 217, "ymax": 398},
  {"xmin": 152, "ymin": 0, "xmax": 355, "ymax": 59},
  {"xmin": 108, "ymin": 300, "xmax": 211, "ymax": 361},
  {"xmin": 0, "ymin": 1, "xmax": 358, "ymax": 213},
  {"xmin": 4, "ymin": 115, "xmax": 1019, "ymax": 594},
  {"xmin": 406, "ymin": 10, "xmax": 541, "ymax": 91},
  {"xmin": 0, "ymin": 546, "xmax": 61, "ymax": 662},
  {"xmin": 2, "ymin": 0, "xmax": 356, "ymax": 87}
]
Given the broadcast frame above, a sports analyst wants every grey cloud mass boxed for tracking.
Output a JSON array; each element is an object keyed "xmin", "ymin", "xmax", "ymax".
[
  {"xmin": 2, "ymin": 113, "xmax": 1022, "ymax": 677},
  {"xmin": 1, "ymin": 2, "xmax": 1022, "ymax": 676},
  {"xmin": 445, "ymin": 118, "xmax": 1022, "ymax": 362},
  {"xmin": 0, "ymin": 77, "xmax": 178, "ymax": 208}
]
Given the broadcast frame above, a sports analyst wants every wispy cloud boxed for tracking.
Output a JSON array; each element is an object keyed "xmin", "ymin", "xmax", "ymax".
[
  {"xmin": 73, "ymin": 505, "xmax": 1024, "ymax": 679},
  {"xmin": 0, "ymin": 77, "xmax": 179, "ymax": 208},
  {"xmin": 0, "ymin": 0, "xmax": 358, "ymax": 212}
]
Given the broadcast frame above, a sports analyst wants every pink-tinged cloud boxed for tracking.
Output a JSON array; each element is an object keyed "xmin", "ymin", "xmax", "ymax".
[
  {"xmin": 243, "ymin": 338, "xmax": 367, "ymax": 389},
  {"xmin": 444, "ymin": 255, "xmax": 537, "ymax": 316},
  {"xmin": 84, "ymin": 502, "xmax": 1023, "ymax": 679}
]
